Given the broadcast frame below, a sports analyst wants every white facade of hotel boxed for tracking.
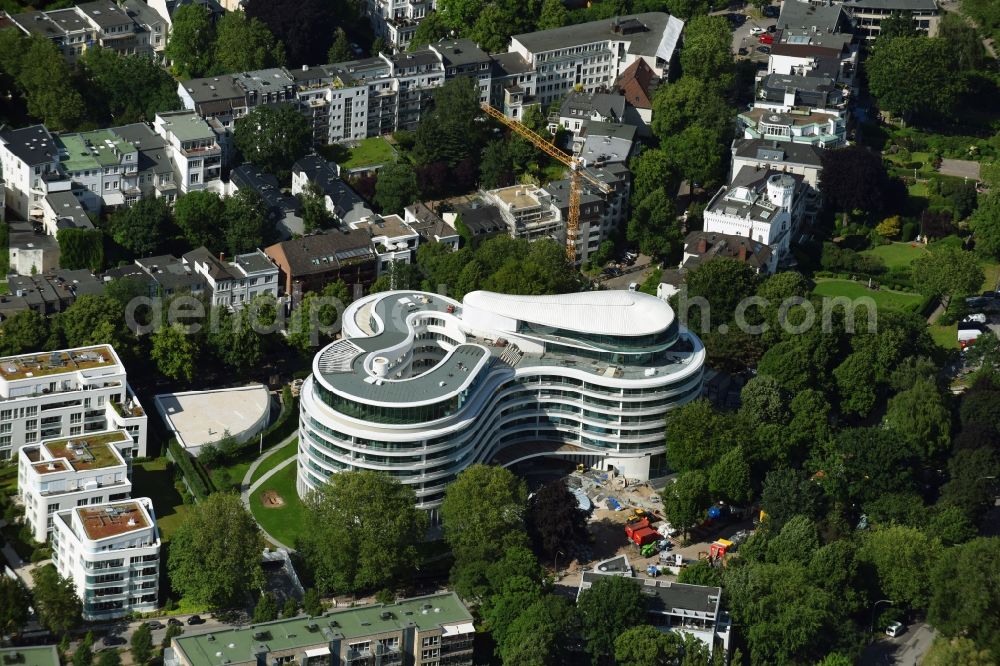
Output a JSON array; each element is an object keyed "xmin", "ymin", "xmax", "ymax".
[
  {"xmin": 298, "ymin": 290, "xmax": 705, "ymax": 522},
  {"xmin": 17, "ymin": 430, "xmax": 134, "ymax": 543},
  {"xmin": 51, "ymin": 497, "xmax": 160, "ymax": 620},
  {"xmin": 0, "ymin": 346, "xmax": 148, "ymax": 461}
]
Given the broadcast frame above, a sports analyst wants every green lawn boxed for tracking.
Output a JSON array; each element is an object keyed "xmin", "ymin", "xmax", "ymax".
[
  {"xmin": 134, "ymin": 458, "xmax": 190, "ymax": 541},
  {"xmin": 812, "ymin": 278, "xmax": 924, "ymax": 312},
  {"xmin": 861, "ymin": 242, "xmax": 929, "ymax": 269},
  {"xmin": 249, "ymin": 462, "xmax": 308, "ymax": 548},
  {"xmin": 929, "ymin": 323, "xmax": 958, "ymax": 350},
  {"xmin": 250, "ymin": 438, "xmax": 299, "ymax": 487},
  {"xmin": 981, "ymin": 261, "xmax": 1000, "ymax": 292},
  {"xmin": 339, "ymin": 137, "xmax": 397, "ymax": 170}
]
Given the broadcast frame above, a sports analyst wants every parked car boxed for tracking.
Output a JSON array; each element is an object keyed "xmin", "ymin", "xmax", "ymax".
[
  {"xmin": 738, "ymin": 47, "xmax": 749, "ymax": 56},
  {"xmin": 146, "ymin": 621, "xmax": 165, "ymax": 630},
  {"xmin": 629, "ymin": 282, "xmax": 638, "ymax": 292},
  {"xmin": 750, "ymin": 25, "xmax": 765, "ymax": 35},
  {"xmin": 101, "ymin": 636, "xmax": 126, "ymax": 648},
  {"xmin": 763, "ymin": 5, "xmax": 780, "ymax": 18},
  {"xmin": 963, "ymin": 313, "xmax": 987, "ymax": 324},
  {"xmin": 167, "ymin": 618, "xmax": 183, "ymax": 627},
  {"xmin": 186, "ymin": 615, "xmax": 205, "ymax": 626},
  {"xmin": 757, "ymin": 45, "xmax": 771, "ymax": 54},
  {"xmin": 759, "ymin": 33, "xmax": 774, "ymax": 44},
  {"xmin": 885, "ymin": 622, "xmax": 906, "ymax": 638}
]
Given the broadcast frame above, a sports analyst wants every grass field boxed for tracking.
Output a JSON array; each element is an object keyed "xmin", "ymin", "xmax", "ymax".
[
  {"xmin": 134, "ymin": 458, "xmax": 190, "ymax": 541},
  {"xmin": 250, "ymin": 438, "xmax": 298, "ymax": 486},
  {"xmin": 339, "ymin": 137, "xmax": 396, "ymax": 170},
  {"xmin": 929, "ymin": 323, "xmax": 959, "ymax": 349},
  {"xmin": 981, "ymin": 262, "xmax": 1000, "ymax": 292},
  {"xmin": 861, "ymin": 242, "xmax": 929, "ymax": 269},
  {"xmin": 249, "ymin": 462, "xmax": 308, "ymax": 548},
  {"xmin": 812, "ymin": 278, "xmax": 924, "ymax": 311}
]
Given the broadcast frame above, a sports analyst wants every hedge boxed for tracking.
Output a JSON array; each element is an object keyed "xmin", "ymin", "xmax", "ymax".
[
  {"xmin": 168, "ymin": 439, "xmax": 215, "ymax": 500},
  {"xmin": 226, "ymin": 385, "xmax": 299, "ymax": 460}
]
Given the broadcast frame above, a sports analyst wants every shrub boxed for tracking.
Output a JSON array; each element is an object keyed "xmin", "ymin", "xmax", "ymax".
[
  {"xmin": 168, "ymin": 439, "xmax": 214, "ymax": 500},
  {"xmin": 875, "ymin": 216, "xmax": 902, "ymax": 239},
  {"xmin": 901, "ymin": 222, "xmax": 918, "ymax": 242}
]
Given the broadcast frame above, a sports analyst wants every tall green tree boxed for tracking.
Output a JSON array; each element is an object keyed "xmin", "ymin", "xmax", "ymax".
[
  {"xmin": 526, "ymin": 479, "xmax": 589, "ymax": 562},
  {"xmin": 167, "ymin": 493, "xmax": 264, "ymax": 609},
  {"xmin": 911, "ymin": 247, "xmax": 984, "ymax": 300},
  {"xmin": 818, "ymin": 145, "xmax": 890, "ymax": 215},
  {"xmin": 233, "ymin": 103, "xmax": 312, "ymax": 175},
  {"xmin": 0, "ymin": 309, "xmax": 50, "ymax": 356},
  {"xmin": 224, "ymin": 188, "xmax": 271, "ymax": 256},
  {"xmin": 81, "ymin": 49, "xmax": 180, "ymax": 123},
  {"xmin": 17, "ymin": 36, "xmax": 84, "ymax": 130},
  {"xmin": 56, "ymin": 228, "xmax": 104, "ymax": 272},
  {"xmin": 577, "ymin": 576, "xmax": 649, "ymax": 665},
  {"xmin": 130, "ymin": 624, "xmax": 153, "ymax": 666},
  {"xmin": 664, "ymin": 124, "xmax": 728, "ymax": 187},
  {"xmin": 0, "ymin": 575, "xmax": 31, "ymax": 638},
  {"xmin": 971, "ymin": 192, "xmax": 1000, "ymax": 260},
  {"xmin": 56, "ymin": 295, "xmax": 130, "ymax": 351},
  {"xmin": 626, "ymin": 188, "xmax": 681, "ymax": 258},
  {"xmin": 174, "ymin": 190, "xmax": 226, "ymax": 250},
  {"xmin": 327, "ymin": 28, "xmax": 352, "ymax": 62},
  {"xmin": 72, "ymin": 633, "xmax": 94, "ymax": 666},
  {"xmin": 286, "ymin": 280, "xmax": 350, "ymax": 354},
  {"xmin": 883, "ymin": 378, "xmax": 951, "ymax": 460},
  {"xmin": 685, "ymin": 257, "xmax": 760, "ymax": 329},
  {"xmin": 679, "ymin": 16, "xmax": 733, "ymax": 83},
  {"xmin": 479, "ymin": 140, "xmax": 514, "ymax": 189},
  {"xmin": 298, "ymin": 471, "xmax": 428, "ymax": 594},
  {"xmin": 31, "ymin": 564, "xmax": 81, "ymax": 635},
  {"xmin": 165, "ymin": 4, "xmax": 216, "ymax": 78},
  {"xmin": 298, "ymin": 180, "xmax": 334, "ymax": 233},
  {"xmin": 374, "ymin": 162, "xmax": 420, "ymax": 214},
  {"xmin": 214, "ymin": 12, "xmax": 284, "ymax": 74},
  {"xmin": 252, "ymin": 592, "xmax": 279, "ymax": 623},
  {"xmin": 151, "ymin": 323, "xmax": 197, "ymax": 382},
  {"xmin": 207, "ymin": 301, "xmax": 266, "ymax": 371},
  {"xmin": 651, "ymin": 76, "xmax": 733, "ymax": 143},
  {"xmin": 412, "ymin": 77, "xmax": 484, "ymax": 167},
  {"xmin": 866, "ymin": 36, "xmax": 965, "ymax": 120},
  {"xmin": 630, "ymin": 148, "xmax": 674, "ymax": 206},
  {"xmin": 937, "ymin": 12, "xmax": 986, "ymax": 70},
  {"xmin": 110, "ymin": 196, "xmax": 172, "ymax": 257},
  {"xmin": 663, "ymin": 470, "xmax": 710, "ymax": 537},
  {"xmin": 923, "ymin": 637, "xmax": 996, "ymax": 666},
  {"xmin": 537, "ymin": 0, "xmax": 569, "ymax": 30},
  {"xmin": 614, "ymin": 625, "xmax": 685, "ymax": 666},
  {"xmin": 499, "ymin": 595, "xmax": 582, "ymax": 666},
  {"xmin": 859, "ymin": 525, "xmax": 943, "ymax": 610}
]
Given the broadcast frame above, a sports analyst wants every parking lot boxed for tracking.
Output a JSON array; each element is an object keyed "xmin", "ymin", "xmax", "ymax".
[{"xmin": 725, "ymin": 6, "xmax": 778, "ymax": 63}]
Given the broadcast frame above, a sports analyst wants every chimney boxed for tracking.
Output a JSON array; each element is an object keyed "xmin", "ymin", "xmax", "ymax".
[
  {"xmin": 219, "ymin": 252, "xmax": 225, "ymax": 262},
  {"xmin": 738, "ymin": 244, "xmax": 747, "ymax": 261},
  {"xmin": 697, "ymin": 238, "xmax": 707, "ymax": 253}
]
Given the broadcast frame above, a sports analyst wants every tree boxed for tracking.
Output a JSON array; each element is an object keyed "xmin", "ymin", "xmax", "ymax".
[
  {"xmin": 214, "ymin": 12, "xmax": 284, "ymax": 74},
  {"xmin": 253, "ymin": 592, "xmax": 279, "ymax": 623},
  {"xmin": 327, "ymin": 28, "xmax": 352, "ymax": 63},
  {"xmin": 167, "ymin": 493, "xmax": 264, "ymax": 609},
  {"xmin": 679, "ymin": 16, "xmax": 733, "ymax": 83},
  {"xmin": 287, "ymin": 280, "xmax": 350, "ymax": 354},
  {"xmin": 875, "ymin": 215, "xmax": 902, "ymax": 239},
  {"xmin": 243, "ymin": 0, "xmax": 345, "ymax": 67},
  {"xmin": 526, "ymin": 479, "xmax": 589, "ymax": 562},
  {"xmin": 56, "ymin": 295, "xmax": 130, "ymax": 351},
  {"xmin": 56, "ymin": 228, "xmax": 104, "ymax": 272},
  {"xmin": 883, "ymin": 378, "xmax": 951, "ymax": 460},
  {"xmin": 663, "ymin": 471, "xmax": 710, "ymax": 538},
  {"xmin": 685, "ymin": 257, "xmax": 760, "ymax": 329},
  {"xmin": 875, "ymin": 10, "xmax": 918, "ymax": 44},
  {"xmin": 937, "ymin": 12, "xmax": 986, "ymax": 71},
  {"xmin": 151, "ymin": 323, "xmax": 197, "ymax": 382},
  {"xmin": 972, "ymin": 193, "xmax": 1000, "ymax": 260},
  {"xmin": 302, "ymin": 588, "xmax": 324, "ymax": 616},
  {"xmin": 17, "ymin": 36, "xmax": 84, "ymax": 130},
  {"xmin": 96, "ymin": 652, "xmax": 121, "ymax": 666},
  {"xmin": 708, "ymin": 445, "xmax": 752, "ymax": 505},
  {"xmin": 0, "ymin": 309, "xmax": 50, "ymax": 356},
  {"xmin": 614, "ymin": 625, "xmax": 685, "ymax": 666},
  {"xmin": 130, "ymin": 624, "xmax": 153, "ymax": 666},
  {"xmin": 651, "ymin": 77, "xmax": 732, "ymax": 144},
  {"xmin": 224, "ymin": 188, "xmax": 271, "ymax": 256},
  {"xmin": 911, "ymin": 247, "xmax": 984, "ymax": 300},
  {"xmin": 440, "ymin": 465, "xmax": 528, "ymax": 569},
  {"xmin": 630, "ymin": 149, "xmax": 674, "ymax": 207},
  {"xmin": 479, "ymin": 140, "xmax": 514, "ymax": 189},
  {"xmin": 110, "ymin": 196, "xmax": 172, "ymax": 257},
  {"xmin": 867, "ymin": 36, "xmax": 965, "ymax": 120},
  {"xmin": 830, "ymin": 427, "xmax": 917, "ymax": 504},
  {"xmin": 859, "ymin": 525, "xmax": 943, "ymax": 610},
  {"xmin": 818, "ymin": 145, "xmax": 889, "ymax": 215},
  {"xmin": 234, "ymin": 104, "xmax": 311, "ymax": 175},
  {"xmin": 165, "ymin": 4, "xmax": 215, "ymax": 78},
  {"xmin": 938, "ymin": 447, "xmax": 1000, "ymax": 520},
  {"xmin": 174, "ymin": 191, "xmax": 226, "ymax": 250},
  {"xmin": 739, "ymin": 376, "xmax": 787, "ymax": 425},
  {"xmin": 162, "ymin": 624, "xmax": 183, "ymax": 649},
  {"xmin": 0, "ymin": 575, "xmax": 31, "ymax": 638},
  {"xmin": 924, "ymin": 637, "xmax": 996, "ymax": 666},
  {"xmin": 468, "ymin": 3, "xmax": 518, "ymax": 53},
  {"xmin": 664, "ymin": 124, "xmax": 728, "ymax": 188},
  {"xmin": 664, "ymin": 0, "xmax": 710, "ymax": 19},
  {"xmin": 32, "ymin": 564, "xmax": 80, "ymax": 635},
  {"xmin": 499, "ymin": 595, "xmax": 582, "ymax": 666},
  {"xmin": 665, "ymin": 399, "xmax": 736, "ymax": 472},
  {"xmin": 207, "ymin": 302, "xmax": 265, "ymax": 371},
  {"xmin": 678, "ymin": 559, "xmax": 724, "ymax": 587},
  {"xmin": 72, "ymin": 634, "xmax": 94, "ymax": 666},
  {"xmin": 412, "ymin": 77, "xmax": 484, "ymax": 167},
  {"xmin": 374, "ymin": 162, "xmax": 419, "ymax": 214},
  {"xmin": 760, "ymin": 468, "xmax": 825, "ymax": 531},
  {"xmin": 627, "ymin": 188, "xmax": 681, "ymax": 258},
  {"xmin": 81, "ymin": 49, "xmax": 180, "ymax": 124},
  {"xmin": 282, "ymin": 596, "xmax": 299, "ymax": 618},
  {"xmin": 437, "ymin": 0, "xmax": 480, "ymax": 32},
  {"xmin": 481, "ymin": 576, "xmax": 545, "ymax": 652},
  {"xmin": 299, "ymin": 180, "xmax": 334, "ymax": 233},
  {"xmin": 577, "ymin": 576, "xmax": 649, "ymax": 664},
  {"xmin": 535, "ymin": 0, "xmax": 568, "ymax": 29},
  {"xmin": 298, "ymin": 471, "xmax": 428, "ymax": 594}
]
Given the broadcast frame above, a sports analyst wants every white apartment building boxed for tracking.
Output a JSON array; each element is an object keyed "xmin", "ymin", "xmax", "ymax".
[
  {"xmin": 702, "ymin": 168, "xmax": 808, "ymax": 273},
  {"xmin": 182, "ymin": 247, "xmax": 279, "ymax": 308},
  {"xmin": 17, "ymin": 430, "xmax": 134, "ymax": 543},
  {"xmin": 349, "ymin": 214, "xmax": 420, "ymax": 274},
  {"xmin": 738, "ymin": 108, "xmax": 846, "ymax": 148},
  {"xmin": 51, "ymin": 497, "xmax": 160, "ymax": 620},
  {"xmin": 482, "ymin": 185, "xmax": 563, "ymax": 241},
  {"xmin": 153, "ymin": 111, "xmax": 222, "ymax": 194},
  {"xmin": 54, "ymin": 129, "xmax": 140, "ymax": 212},
  {"xmin": 364, "ymin": 0, "xmax": 432, "ymax": 51},
  {"xmin": 0, "ymin": 345, "xmax": 148, "ymax": 461},
  {"xmin": 509, "ymin": 12, "xmax": 684, "ymax": 106},
  {"xmin": 0, "ymin": 125, "xmax": 68, "ymax": 221}
]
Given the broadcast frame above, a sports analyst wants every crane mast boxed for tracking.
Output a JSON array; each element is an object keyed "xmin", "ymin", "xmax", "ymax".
[{"xmin": 480, "ymin": 103, "xmax": 612, "ymax": 263}]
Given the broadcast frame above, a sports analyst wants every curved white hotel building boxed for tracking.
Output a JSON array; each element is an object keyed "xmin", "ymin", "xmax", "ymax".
[{"xmin": 298, "ymin": 289, "xmax": 706, "ymax": 520}]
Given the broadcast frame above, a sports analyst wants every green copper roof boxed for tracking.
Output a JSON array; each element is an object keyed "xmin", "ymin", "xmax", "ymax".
[
  {"xmin": 59, "ymin": 130, "xmax": 135, "ymax": 173},
  {"xmin": 0, "ymin": 646, "xmax": 61, "ymax": 666}
]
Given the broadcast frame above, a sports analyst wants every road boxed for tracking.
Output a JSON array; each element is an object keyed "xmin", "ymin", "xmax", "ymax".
[{"xmin": 859, "ymin": 622, "xmax": 936, "ymax": 666}]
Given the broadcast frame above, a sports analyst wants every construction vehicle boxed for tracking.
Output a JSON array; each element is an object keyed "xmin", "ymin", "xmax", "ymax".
[
  {"xmin": 480, "ymin": 103, "xmax": 614, "ymax": 263},
  {"xmin": 625, "ymin": 519, "xmax": 660, "ymax": 547}
]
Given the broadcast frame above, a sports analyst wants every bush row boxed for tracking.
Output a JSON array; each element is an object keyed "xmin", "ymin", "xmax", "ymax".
[{"xmin": 168, "ymin": 438, "xmax": 215, "ymax": 500}]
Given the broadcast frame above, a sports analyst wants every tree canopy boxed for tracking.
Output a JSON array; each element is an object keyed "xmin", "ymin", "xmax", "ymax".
[
  {"xmin": 233, "ymin": 103, "xmax": 311, "ymax": 175},
  {"xmin": 214, "ymin": 11, "xmax": 285, "ymax": 74},
  {"xmin": 165, "ymin": 4, "xmax": 215, "ymax": 78},
  {"xmin": 31, "ymin": 564, "xmax": 81, "ymax": 635},
  {"xmin": 867, "ymin": 36, "xmax": 965, "ymax": 120},
  {"xmin": 577, "ymin": 576, "xmax": 649, "ymax": 664}
]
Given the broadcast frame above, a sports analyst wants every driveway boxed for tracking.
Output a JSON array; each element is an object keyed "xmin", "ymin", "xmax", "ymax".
[
  {"xmin": 729, "ymin": 11, "xmax": 777, "ymax": 61},
  {"xmin": 859, "ymin": 622, "xmax": 936, "ymax": 666}
]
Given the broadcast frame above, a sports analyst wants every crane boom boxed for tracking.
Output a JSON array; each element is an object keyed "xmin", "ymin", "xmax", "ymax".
[{"xmin": 481, "ymin": 103, "xmax": 612, "ymax": 262}]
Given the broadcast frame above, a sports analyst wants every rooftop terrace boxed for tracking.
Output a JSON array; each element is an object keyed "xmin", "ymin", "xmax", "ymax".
[
  {"xmin": 77, "ymin": 501, "xmax": 148, "ymax": 540},
  {"xmin": 42, "ymin": 431, "xmax": 130, "ymax": 471},
  {"xmin": 0, "ymin": 345, "xmax": 117, "ymax": 381}
]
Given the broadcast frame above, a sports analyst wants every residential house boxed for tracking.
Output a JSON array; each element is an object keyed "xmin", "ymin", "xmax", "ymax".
[
  {"xmin": 108, "ymin": 123, "xmax": 178, "ymax": 203},
  {"xmin": 2, "ymin": 269, "xmax": 103, "ymax": 318},
  {"xmin": 153, "ymin": 110, "xmax": 222, "ymax": 194},
  {"xmin": 349, "ymin": 214, "xmax": 420, "ymax": 274},
  {"xmin": 731, "ymin": 138, "xmax": 826, "ymax": 190},
  {"xmin": 840, "ymin": 0, "xmax": 939, "ymax": 38},
  {"xmin": 578, "ymin": 121, "xmax": 637, "ymax": 166},
  {"xmin": 509, "ymin": 13, "xmax": 684, "ymax": 106},
  {"xmin": 614, "ymin": 58, "xmax": 659, "ymax": 135},
  {"xmin": 767, "ymin": 32, "xmax": 858, "ymax": 88},
  {"xmin": 54, "ymin": 129, "xmax": 139, "ymax": 212},
  {"xmin": 753, "ymin": 72, "xmax": 849, "ymax": 117},
  {"xmin": 403, "ymin": 203, "xmax": 461, "ymax": 250},
  {"xmin": 134, "ymin": 255, "xmax": 208, "ymax": 298},
  {"xmin": 8, "ymin": 220, "xmax": 60, "ymax": 275},
  {"xmin": 51, "ymin": 498, "xmax": 160, "ymax": 619},
  {"xmin": 738, "ymin": 108, "xmax": 846, "ymax": 148},
  {"xmin": 0, "ymin": 345, "xmax": 147, "ymax": 461},
  {"xmin": 264, "ymin": 230, "xmax": 378, "ymax": 306},
  {"xmin": 482, "ymin": 185, "xmax": 562, "ymax": 242},
  {"xmin": 544, "ymin": 161, "xmax": 630, "ymax": 264},
  {"xmin": 550, "ymin": 91, "xmax": 627, "ymax": 138},
  {"xmin": 364, "ymin": 0, "xmax": 432, "ymax": 51},
  {"xmin": 41, "ymin": 191, "xmax": 94, "ymax": 236},
  {"xmin": 177, "ymin": 68, "xmax": 296, "ymax": 130},
  {"xmin": 290, "ymin": 155, "xmax": 375, "ymax": 227},
  {"xmin": 776, "ymin": 1, "xmax": 852, "ymax": 35},
  {"xmin": 0, "ymin": 125, "xmax": 67, "ymax": 221},
  {"xmin": 430, "ymin": 39, "xmax": 493, "ymax": 103},
  {"xmin": 147, "ymin": 0, "xmax": 223, "ymax": 28},
  {"xmin": 181, "ymin": 246, "xmax": 279, "ymax": 308},
  {"xmin": 444, "ymin": 200, "xmax": 507, "ymax": 246},
  {"xmin": 17, "ymin": 429, "xmax": 134, "ymax": 542},
  {"xmin": 682, "ymin": 230, "xmax": 774, "ymax": 273},
  {"xmin": 230, "ymin": 164, "xmax": 304, "ymax": 239}
]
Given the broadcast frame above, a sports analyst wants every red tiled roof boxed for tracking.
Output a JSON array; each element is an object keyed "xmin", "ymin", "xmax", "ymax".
[{"xmin": 615, "ymin": 59, "xmax": 656, "ymax": 110}]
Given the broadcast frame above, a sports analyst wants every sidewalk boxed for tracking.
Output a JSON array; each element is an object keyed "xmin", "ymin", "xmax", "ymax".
[
  {"xmin": 239, "ymin": 434, "xmax": 298, "ymax": 551},
  {"xmin": 0, "ymin": 518, "xmax": 48, "ymax": 588}
]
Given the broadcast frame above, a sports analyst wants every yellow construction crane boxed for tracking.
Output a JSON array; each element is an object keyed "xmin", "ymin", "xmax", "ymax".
[{"xmin": 481, "ymin": 103, "xmax": 613, "ymax": 262}]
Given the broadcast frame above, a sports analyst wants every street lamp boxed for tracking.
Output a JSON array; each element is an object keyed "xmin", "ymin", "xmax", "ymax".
[{"xmin": 869, "ymin": 599, "xmax": 894, "ymax": 638}]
